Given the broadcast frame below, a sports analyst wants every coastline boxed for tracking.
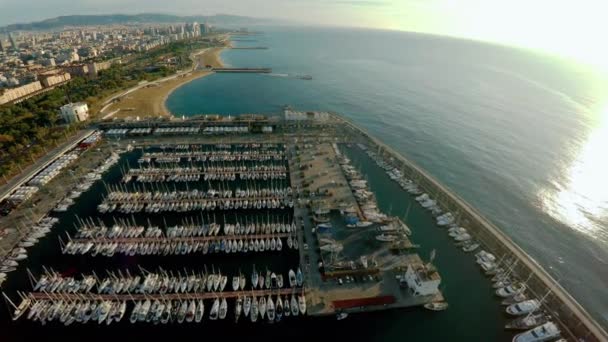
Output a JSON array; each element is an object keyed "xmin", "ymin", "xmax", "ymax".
[
  {"xmin": 161, "ymin": 47, "xmax": 225, "ymax": 116},
  {"xmin": 101, "ymin": 46, "xmax": 225, "ymax": 120}
]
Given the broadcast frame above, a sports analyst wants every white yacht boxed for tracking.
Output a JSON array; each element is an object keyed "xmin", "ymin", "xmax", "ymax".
[
  {"xmin": 506, "ymin": 299, "xmax": 541, "ymax": 316},
  {"xmin": 496, "ymin": 283, "xmax": 526, "ymax": 297},
  {"xmin": 512, "ymin": 322, "xmax": 560, "ymax": 342}
]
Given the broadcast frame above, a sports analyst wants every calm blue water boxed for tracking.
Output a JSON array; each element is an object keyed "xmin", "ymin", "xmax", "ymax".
[{"xmin": 168, "ymin": 27, "xmax": 608, "ymax": 328}]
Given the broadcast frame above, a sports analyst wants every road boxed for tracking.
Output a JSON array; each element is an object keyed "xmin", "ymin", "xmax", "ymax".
[{"xmin": 0, "ymin": 129, "xmax": 95, "ymax": 202}]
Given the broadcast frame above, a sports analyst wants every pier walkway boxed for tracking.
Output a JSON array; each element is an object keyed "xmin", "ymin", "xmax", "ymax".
[
  {"xmin": 212, "ymin": 68, "xmax": 272, "ymax": 73},
  {"xmin": 27, "ymin": 288, "xmax": 305, "ymax": 301},
  {"xmin": 103, "ymin": 195, "xmax": 291, "ymax": 205},
  {"xmin": 71, "ymin": 232, "xmax": 293, "ymax": 244}
]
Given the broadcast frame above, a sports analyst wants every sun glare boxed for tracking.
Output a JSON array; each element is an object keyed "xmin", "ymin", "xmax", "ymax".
[{"xmin": 539, "ymin": 104, "xmax": 608, "ymax": 242}]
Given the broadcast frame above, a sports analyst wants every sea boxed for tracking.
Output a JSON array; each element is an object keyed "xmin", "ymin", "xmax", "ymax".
[
  {"xmin": 168, "ymin": 27, "xmax": 608, "ymax": 330},
  {"xmin": 2, "ymin": 27, "xmax": 607, "ymax": 342}
]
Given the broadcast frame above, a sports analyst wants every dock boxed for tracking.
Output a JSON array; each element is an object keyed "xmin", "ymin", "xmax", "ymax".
[
  {"xmin": 70, "ymin": 233, "xmax": 293, "ymax": 244},
  {"xmin": 230, "ymin": 47, "xmax": 269, "ymax": 50},
  {"xmin": 28, "ymin": 288, "xmax": 304, "ymax": 301},
  {"xmin": 212, "ymin": 68, "xmax": 272, "ymax": 73}
]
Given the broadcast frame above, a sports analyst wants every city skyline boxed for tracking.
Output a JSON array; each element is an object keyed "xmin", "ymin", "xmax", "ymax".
[{"xmin": 1, "ymin": 0, "xmax": 607, "ymax": 70}]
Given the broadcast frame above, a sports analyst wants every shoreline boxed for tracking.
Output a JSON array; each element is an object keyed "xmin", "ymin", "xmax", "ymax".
[
  {"xmin": 161, "ymin": 47, "xmax": 226, "ymax": 116},
  {"xmin": 100, "ymin": 46, "xmax": 226, "ymax": 120}
]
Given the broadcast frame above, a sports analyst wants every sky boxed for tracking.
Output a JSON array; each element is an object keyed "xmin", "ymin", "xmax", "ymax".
[{"xmin": 1, "ymin": 0, "xmax": 607, "ymax": 69}]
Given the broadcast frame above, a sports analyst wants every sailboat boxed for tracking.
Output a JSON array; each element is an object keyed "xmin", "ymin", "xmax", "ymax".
[
  {"xmin": 206, "ymin": 274, "xmax": 215, "ymax": 292},
  {"xmin": 267, "ymin": 295, "xmax": 275, "ymax": 321},
  {"xmin": 298, "ymin": 294, "xmax": 307, "ymax": 315},
  {"xmin": 4, "ymin": 293, "xmax": 31, "ymax": 321},
  {"xmin": 290, "ymin": 294, "xmax": 299, "ymax": 316},
  {"xmin": 130, "ymin": 301, "xmax": 141, "ymax": 323},
  {"xmin": 235, "ymin": 296, "xmax": 243, "ymax": 322},
  {"xmin": 219, "ymin": 297, "xmax": 228, "ymax": 319},
  {"xmin": 232, "ymin": 276, "xmax": 240, "ymax": 291},
  {"xmin": 277, "ymin": 238, "xmax": 283, "ymax": 251},
  {"xmin": 251, "ymin": 265, "xmax": 259, "ymax": 289},
  {"xmin": 283, "ymin": 297, "xmax": 291, "ymax": 317},
  {"xmin": 288, "ymin": 269, "xmax": 297, "ymax": 287},
  {"xmin": 177, "ymin": 300, "xmax": 187, "ymax": 323},
  {"xmin": 195, "ymin": 299, "xmax": 205, "ymax": 323},
  {"xmin": 277, "ymin": 274, "xmax": 284, "ymax": 288},
  {"xmin": 251, "ymin": 296, "xmax": 258, "ymax": 322},
  {"xmin": 276, "ymin": 295, "xmax": 283, "ymax": 322},
  {"xmin": 270, "ymin": 272, "xmax": 277, "ymax": 289},
  {"xmin": 259, "ymin": 295, "xmax": 267, "ymax": 319},
  {"xmin": 265, "ymin": 269, "xmax": 271, "ymax": 289},
  {"xmin": 296, "ymin": 268, "xmax": 303, "ymax": 287},
  {"xmin": 239, "ymin": 273, "xmax": 246, "ymax": 290},
  {"xmin": 209, "ymin": 298, "xmax": 219, "ymax": 320},
  {"xmin": 185, "ymin": 300, "xmax": 196, "ymax": 323},
  {"xmin": 243, "ymin": 296, "xmax": 251, "ymax": 317},
  {"xmin": 213, "ymin": 270, "xmax": 222, "ymax": 292}
]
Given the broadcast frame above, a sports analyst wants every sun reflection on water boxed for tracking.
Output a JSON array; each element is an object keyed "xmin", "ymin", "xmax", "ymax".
[{"xmin": 539, "ymin": 105, "xmax": 608, "ymax": 242}]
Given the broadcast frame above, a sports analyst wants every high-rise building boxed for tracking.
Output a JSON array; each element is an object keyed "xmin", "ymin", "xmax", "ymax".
[
  {"xmin": 0, "ymin": 39, "xmax": 4, "ymax": 52},
  {"xmin": 8, "ymin": 32, "xmax": 17, "ymax": 50}
]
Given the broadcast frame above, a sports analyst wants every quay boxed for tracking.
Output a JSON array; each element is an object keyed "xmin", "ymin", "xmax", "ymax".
[
  {"xmin": 332, "ymin": 113, "xmax": 608, "ymax": 341},
  {"xmin": 230, "ymin": 47, "xmax": 269, "ymax": 50},
  {"xmin": 212, "ymin": 68, "xmax": 272, "ymax": 73}
]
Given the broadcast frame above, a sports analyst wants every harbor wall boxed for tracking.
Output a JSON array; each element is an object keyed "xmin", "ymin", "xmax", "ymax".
[{"xmin": 332, "ymin": 113, "xmax": 608, "ymax": 342}]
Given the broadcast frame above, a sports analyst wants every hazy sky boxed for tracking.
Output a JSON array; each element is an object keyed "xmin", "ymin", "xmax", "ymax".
[{"xmin": 1, "ymin": 0, "xmax": 607, "ymax": 68}]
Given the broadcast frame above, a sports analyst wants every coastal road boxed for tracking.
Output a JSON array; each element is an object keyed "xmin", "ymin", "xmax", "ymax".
[{"xmin": 0, "ymin": 129, "xmax": 96, "ymax": 203}]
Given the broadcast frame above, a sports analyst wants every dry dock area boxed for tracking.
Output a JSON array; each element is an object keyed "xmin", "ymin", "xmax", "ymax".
[{"xmin": 287, "ymin": 140, "xmax": 440, "ymax": 317}]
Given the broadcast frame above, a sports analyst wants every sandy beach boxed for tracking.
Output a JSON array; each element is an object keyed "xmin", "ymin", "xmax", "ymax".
[{"xmin": 100, "ymin": 47, "xmax": 225, "ymax": 119}]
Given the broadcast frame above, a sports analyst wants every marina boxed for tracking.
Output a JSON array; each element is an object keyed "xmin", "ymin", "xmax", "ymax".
[{"xmin": 0, "ymin": 109, "xmax": 605, "ymax": 341}]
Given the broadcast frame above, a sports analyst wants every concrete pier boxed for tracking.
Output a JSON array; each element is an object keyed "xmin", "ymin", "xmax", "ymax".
[{"xmin": 212, "ymin": 68, "xmax": 272, "ymax": 73}]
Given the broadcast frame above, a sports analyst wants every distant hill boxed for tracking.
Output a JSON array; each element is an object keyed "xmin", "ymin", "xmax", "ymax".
[{"xmin": 1, "ymin": 13, "xmax": 275, "ymax": 31}]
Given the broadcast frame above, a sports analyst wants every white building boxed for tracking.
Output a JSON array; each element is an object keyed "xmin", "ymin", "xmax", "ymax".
[
  {"xmin": 60, "ymin": 102, "xmax": 89, "ymax": 123},
  {"xmin": 402, "ymin": 264, "xmax": 441, "ymax": 296}
]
